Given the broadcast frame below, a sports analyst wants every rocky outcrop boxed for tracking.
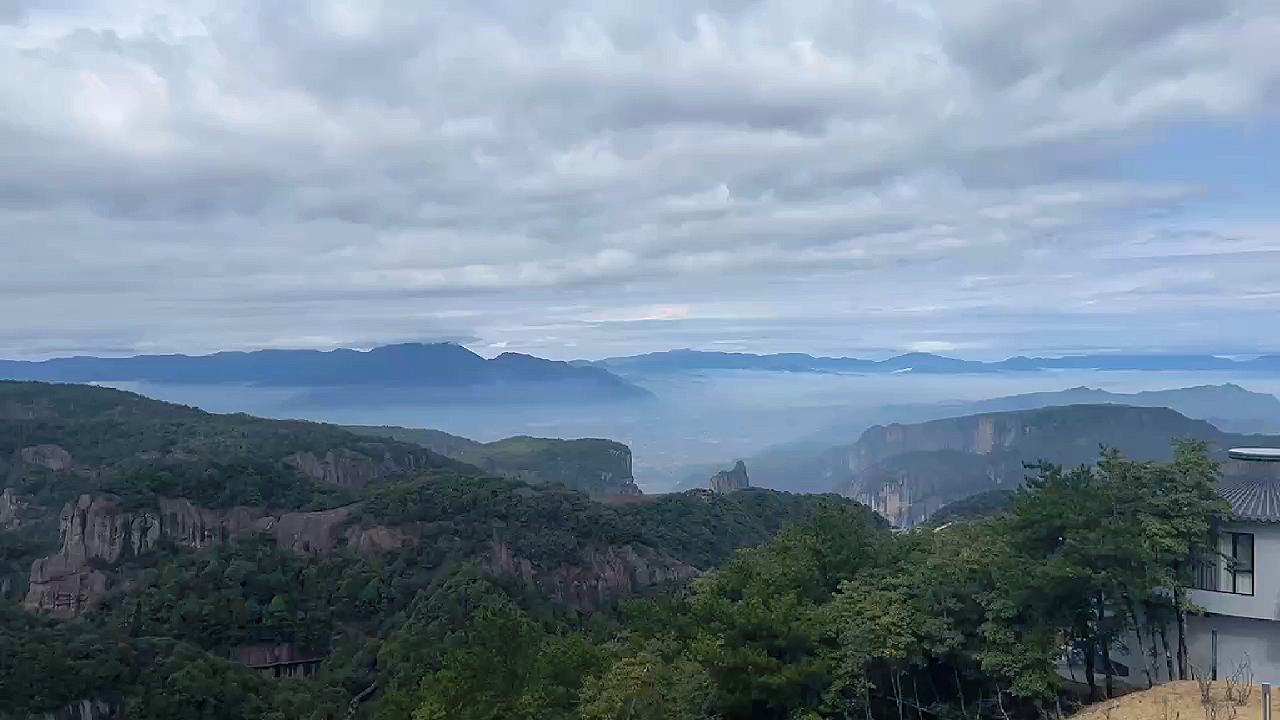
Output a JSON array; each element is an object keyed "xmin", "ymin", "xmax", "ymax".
[
  {"xmin": 476, "ymin": 439, "xmax": 643, "ymax": 498},
  {"xmin": 837, "ymin": 450, "xmax": 999, "ymax": 527},
  {"xmin": 850, "ymin": 414, "xmax": 1024, "ymax": 473},
  {"xmin": 709, "ymin": 461, "xmax": 750, "ymax": 494},
  {"xmin": 23, "ymin": 494, "xmax": 388, "ymax": 618},
  {"xmin": 29, "ymin": 699, "xmax": 118, "ymax": 720},
  {"xmin": 25, "ymin": 555, "xmax": 109, "ymax": 618},
  {"xmin": 848, "ymin": 405, "xmax": 1227, "ymax": 475},
  {"xmin": 286, "ymin": 449, "xmax": 381, "ymax": 490},
  {"xmin": 18, "ymin": 444, "xmax": 76, "ymax": 471},
  {"xmin": 285, "ymin": 442, "xmax": 436, "ymax": 490},
  {"xmin": 345, "ymin": 524, "xmax": 412, "ymax": 555},
  {"xmin": 1, "ymin": 486, "xmax": 25, "ymax": 529},
  {"xmin": 842, "ymin": 405, "xmax": 1244, "ymax": 527},
  {"xmin": 481, "ymin": 540, "xmax": 699, "ymax": 609}
]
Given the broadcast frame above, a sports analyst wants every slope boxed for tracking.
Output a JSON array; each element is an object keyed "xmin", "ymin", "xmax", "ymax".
[
  {"xmin": 345, "ymin": 425, "xmax": 643, "ymax": 497},
  {"xmin": 1, "ymin": 380, "xmax": 879, "ymax": 718}
]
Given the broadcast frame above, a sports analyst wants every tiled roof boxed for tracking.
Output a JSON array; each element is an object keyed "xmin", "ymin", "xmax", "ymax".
[{"xmin": 1220, "ymin": 477, "xmax": 1280, "ymax": 523}]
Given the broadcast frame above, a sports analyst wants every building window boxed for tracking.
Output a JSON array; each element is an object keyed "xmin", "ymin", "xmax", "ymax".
[{"xmin": 1195, "ymin": 532, "xmax": 1254, "ymax": 595}]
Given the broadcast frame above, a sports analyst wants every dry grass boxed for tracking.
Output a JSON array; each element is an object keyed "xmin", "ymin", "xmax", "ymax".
[{"xmin": 1071, "ymin": 682, "xmax": 1274, "ymax": 720}]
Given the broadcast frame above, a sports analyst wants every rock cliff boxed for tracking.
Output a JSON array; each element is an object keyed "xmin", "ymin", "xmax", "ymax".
[
  {"xmin": 20, "ymin": 444, "xmax": 77, "ymax": 472},
  {"xmin": 850, "ymin": 414, "xmax": 1024, "ymax": 473},
  {"xmin": 29, "ymin": 699, "xmax": 117, "ymax": 720},
  {"xmin": 842, "ymin": 404, "xmax": 1256, "ymax": 527},
  {"xmin": 841, "ymin": 450, "xmax": 997, "ymax": 527},
  {"xmin": 23, "ymin": 494, "xmax": 400, "ymax": 618},
  {"xmin": 709, "ymin": 461, "xmax": 750, "ymax": 494},
  {"xmin": 1, "ymin": 486, "xmax": 24, "ymax": 529},
  {"xmin": 481, "ymin": 539, "xmax": 699, "ymax": 609},
  {"xmin": 284, "ymin": 441, "xmax": 443, "ymax": 490}
]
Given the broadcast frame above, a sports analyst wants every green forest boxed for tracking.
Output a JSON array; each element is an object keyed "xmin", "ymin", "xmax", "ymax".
[{"xmin": 2, "ymin": 436, "xmax": 1228, "ymax": 720}]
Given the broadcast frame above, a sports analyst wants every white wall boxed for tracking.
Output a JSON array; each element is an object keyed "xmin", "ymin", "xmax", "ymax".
[
  {"xmin": 1105, "ymin": 619, "xmax": 1280, "ymax": 689},
  {"xmin": 1190, "ymin": 521, "xmax": 1280, "ymax": 621},
  {"xmin": 1105, "ymin": 614, "xmax": 1280, "ymax": 687},
  {"xmin": 1081, "ymin": 521, "xmax": 1280, "ymax": 688},
  {"xmin": 1188, "ymin": 614, "xmax": 1280, "ymax": 683}
]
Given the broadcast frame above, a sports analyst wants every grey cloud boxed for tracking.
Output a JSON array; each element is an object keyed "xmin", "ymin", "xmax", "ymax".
[
  {"xmin": 0, "ymin": 0, "xmax": 24, "ymax": 25},
  {"xmin": 1, "ymin": 0, "xmax": 1279, "ymax": 358}
]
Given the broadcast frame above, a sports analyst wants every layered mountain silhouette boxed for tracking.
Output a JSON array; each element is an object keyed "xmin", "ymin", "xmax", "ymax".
[
  {"xmin": 679, "ymin": 383, "xmax": 1280, "ymax": 495},
  {"xmin": 0, "ymin": 343, "xmax": 652, "ymax": 404},
  {"xmin": 586, "ymin": 349, "xmax": 1280, "ymax": 375}
]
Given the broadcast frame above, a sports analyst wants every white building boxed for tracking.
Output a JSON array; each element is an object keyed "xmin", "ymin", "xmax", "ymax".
[{"xmin": 1108, "ymin": 448, "xmax": 1280, "ymax": 685}]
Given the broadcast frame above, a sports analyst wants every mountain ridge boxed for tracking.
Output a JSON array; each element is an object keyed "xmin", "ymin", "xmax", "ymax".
[
  {"xmin": 675, "ymin": 383, "xmax": 1280, "ymax": 494},
  {"xmin": 838, "ymin": 403, "xmax": 1280, "ymax": 527},
  {"xmin": 343, "ymin": 425, "xmax": 644, "ymax": 498},
  {"xmin": 0, "ymin": 343, "xmax": 653, "ymax": 404},
  {"xmin": 585, "ymin": 349, "xmax": 1280, "ymax": 375}
]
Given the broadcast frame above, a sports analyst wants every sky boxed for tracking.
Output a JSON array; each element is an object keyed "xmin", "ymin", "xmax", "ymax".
[{"xmin": 1, "ymin": 0, "xmax": 1278, "ymax": 361}]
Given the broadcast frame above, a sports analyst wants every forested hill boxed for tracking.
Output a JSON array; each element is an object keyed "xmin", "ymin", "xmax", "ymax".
[
  {"xmin": 0, "ymin": 380, "xmax": 456, "ymax": 511},
  {"xmin": 0, "ymin": 380, "xmax": 879, "ymax": 719},
  {"xmin": 346, "ymin": 425, "xmax": 643, "ymax": 498},
  {"xmin": 1, "ymin": 437, "xmax": 1231, "ymax": 720}
]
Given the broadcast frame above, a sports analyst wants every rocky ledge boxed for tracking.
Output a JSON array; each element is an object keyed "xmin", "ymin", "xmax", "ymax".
[{"xmin": 24, "ymin": 494, "xmax": 406, "ymax": 618}]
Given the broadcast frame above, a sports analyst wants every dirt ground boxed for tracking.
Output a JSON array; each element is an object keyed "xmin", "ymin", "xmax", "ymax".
[{"xmin": 1072, "ymin": 681, "xmax": 1276, "ymax": 720}]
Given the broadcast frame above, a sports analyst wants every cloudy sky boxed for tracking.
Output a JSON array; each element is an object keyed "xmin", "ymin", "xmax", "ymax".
[{"xmin": 2, "ymin": 0, "xmax": 1278, "ymax": 361}]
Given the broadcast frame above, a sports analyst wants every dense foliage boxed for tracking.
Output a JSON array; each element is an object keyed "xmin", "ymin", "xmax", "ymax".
[
  {"xmin": 0, "ymin": 381, "xmax": 448, "ymax": 512},
  {"xmin": 377, "ymin": 441, "xmax": 1222, "ymax": 720},
  {"xmin": 347, "ymin": 425, "xmax": 638, "ymax": 497},
  {"xmin": 0, "ymin": 381, "xmax": 1235, "ymax": 720},
  {"xmin": 361, "ymin": 470, "xmax": 880, "ymax": 569}
]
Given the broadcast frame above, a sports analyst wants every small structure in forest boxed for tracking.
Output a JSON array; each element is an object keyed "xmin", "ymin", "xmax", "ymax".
[{"xmin": 236, "ymin": 644, "xmax": 324, "ymax": 679}]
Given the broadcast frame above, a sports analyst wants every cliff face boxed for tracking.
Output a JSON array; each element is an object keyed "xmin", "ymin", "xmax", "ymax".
[
  {"xmin": 850, "ymin": 414, "xmax": 1024, "ymax": 473},
  {"xmin": 481, "ymin": 540, "xmax": 699, "ymax": 609},
  {"xmin": 284, "ymin": 441, "xmax": 442, "ymax": 490},
  {"xmin": 501, "ymin": 441, "xmax": 641, "ymax": 497},
  {"xmin": 842, "ymin": 451, "xmax": 996, "ymax": 527},
  {"xmin": 1, "ymin": 486, "xmax": 24, "ymax": 529},
  {"xmin": 709, "ymin": 461, "xmax": 750, "ymax": 494},
  {"xmin": 843, "ymin": 405, "xmax": 1235, "ymax": 528},
  {"xmin": 20, "ymin": 444, "xmax": 77, "ymax": 472},
  {"xmin": 23, "ymin": 495, "xmax": 400, "ymax": 618}
]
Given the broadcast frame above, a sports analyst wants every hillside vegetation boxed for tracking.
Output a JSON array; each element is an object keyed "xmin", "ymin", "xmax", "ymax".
[
  {"xmin": 1, "ymin": 379, "xmax": 1233, "ymax": 720},
  {"xmin": 1, "ymin": 380, "xmax": 883, "ymax": 719},
  {"xmin": 346, "ymin": 425, "xmax": 642, "ymax": 497},
  {"xmin": 0, "ymin": 380, "xmax": 461, "ymax": 513}
]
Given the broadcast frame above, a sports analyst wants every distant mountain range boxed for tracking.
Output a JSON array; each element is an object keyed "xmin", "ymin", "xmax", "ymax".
[
  {"xmin": 0, "ymin": 343, "xmax": 652, "ymax": 404},
  {"xmin": 584, "ymin": 349, "xmax": 1280, "ymax": 375},
  {"xmin": 878, "ymin": 383, "xmax": 1280, "ymax": 434},
  {"xmin": 678, "ymin": 383, "xmax": 1280, "ymax": 494}
]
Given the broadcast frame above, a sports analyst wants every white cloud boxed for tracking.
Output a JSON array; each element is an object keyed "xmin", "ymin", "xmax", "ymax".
[{"xmin": 0, "ymin": 0, "xmax": 1278, "ymax": 359}]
